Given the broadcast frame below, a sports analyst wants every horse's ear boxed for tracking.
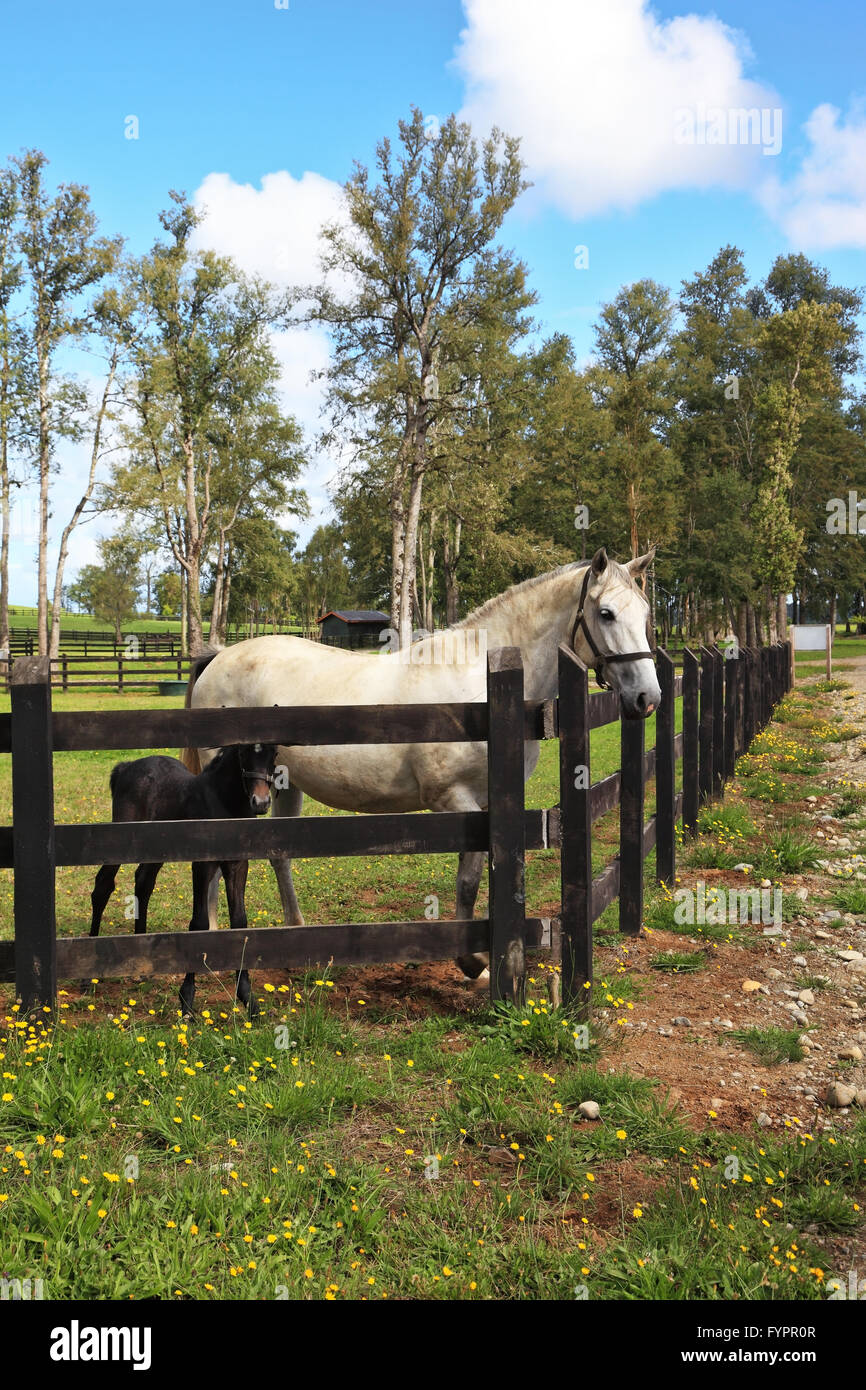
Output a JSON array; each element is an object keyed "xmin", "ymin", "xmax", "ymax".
[
  {"xmin": 627, "ymin": 547, "xmax": 656, "ymax": 578},
  {"xmin": 590, "ymin": 546, "xmax": 608, "ymax": 576}
]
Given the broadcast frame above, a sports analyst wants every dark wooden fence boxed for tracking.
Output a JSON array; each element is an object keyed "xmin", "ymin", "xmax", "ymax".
[{"xmin": 0, "ymin": 641, "xmax": 792, "ymax": 1014}]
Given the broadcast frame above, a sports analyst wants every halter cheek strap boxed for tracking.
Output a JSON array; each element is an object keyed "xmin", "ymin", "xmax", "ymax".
[{"xmin": 569, "ymin": 566, "xmax": 657, "ymax": 689}]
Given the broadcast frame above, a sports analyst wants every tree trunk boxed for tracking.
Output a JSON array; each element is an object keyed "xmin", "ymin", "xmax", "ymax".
[
  {"xmin": 398, "ymin": 443, "xmax": 426, "ymax": 650},
  {"xmin": 180, "ymin": 567, "xmax": 188, "ymax": 657},
  {"xmin": 37, "ymin": 355, "xmax": 50, "ymax": 655},
  {"xmin": 0, "ymin": 414, "xmax": 9, "ymax": 654},
  {"xmin": 208, "ymin": 528, "xmax": 226, "ymax": 647},
  {"xmin": 737, "ymin": 599, "xmax": 748, "ymax": 650},
  {"xmin": 443, "ymin": 513, "xmax": 462, "ymax": 626},
  {"xmin": 776, "ymin": 591, "xmax": 788, "ymax": 643}
]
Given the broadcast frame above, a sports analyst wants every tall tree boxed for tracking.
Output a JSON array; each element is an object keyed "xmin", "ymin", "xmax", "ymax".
[
  {"xmin": 14, "ymin": 150, "xmax": 120, "ymax": 653},
  {"xmin": 590, "ymin": 279, "xmax": 681, "ymax": 570},
  {"xmin": 120, "ymin": 193, "xmax": 292, "ymax": 654},
  {"xmin": 310, "ymin": 108, "xmax": 533, "ymax": 646}
]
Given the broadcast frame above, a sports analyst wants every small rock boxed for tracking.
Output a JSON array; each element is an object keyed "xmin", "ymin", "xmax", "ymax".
[
  {"xmin": 763, "ymin": 926, "xmax": 783, "ymax": 937},
  {"xmin": 825, "ymin": 1082, "xmax": 857, "ymax": 1108},
  {"xmin": 760, "ymin": 879, "xmax": 772, "ymax": 889},
  {"xmin": 856, "ymin": 1090, "xmax": 866, "ymax": 1107},
  {"xmin": 798, "ymin": 990, "xmax": 816, "ymax": 1005},
  {"xmin": 658, "ymin": 1027, "xmax": 673, "ymax": 1037},
  {"xmin": 815, "ymin": 930, "xmax": 831, "ymax": 940},
  {"xmin": 672, "ymin": 1017, "xmax": 692, "ymax": 1027},
  {"xmin": 837, "ymin": 950, "xmax": 865, "ymax": 962},
  {"xmin": 733, "ymin": 863, "xmax": 754, "ymax": 873},
  {"xmin": 710, "ymin": 1097, "xmax": 725, "ymax": 1110},
  {"xmin": 838, "ymin": 1045, "xmax": 863, "ymax": 1062},
  {"xmin": 578, "ymin": 1100, "xmax": 601, "ymax": 1121},
  {"xmin": 742, "ymin": 979, "xmax": 763, "ymax": 992},
  {"xmin": 757, "ymin": 1112, "xmax": 773, "ymax": 1127},
  {"xmin": 786, "ymin": 1006, "xmax": 809, "ymax": 1026},
  {"xmin": 807, "ymin": 795, "xmax": 818, "ymax": 803},
  {"xmin": 766, "ymin": 967, "xmax": 784, "ymax": 979},
  {"xmin": 793, "ymin": 955, "xmax": 807, "ymax": 966}
]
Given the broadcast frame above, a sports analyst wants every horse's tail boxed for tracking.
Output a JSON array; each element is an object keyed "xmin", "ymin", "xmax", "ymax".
[{"xmin": 180, "ymin": 648, "xmax": 221, "ymax": 773}]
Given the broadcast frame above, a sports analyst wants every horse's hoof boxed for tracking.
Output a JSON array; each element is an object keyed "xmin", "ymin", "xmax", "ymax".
[{"xmin": 246, "ymin": 996, "xmax": 260, "ymax": 1020}]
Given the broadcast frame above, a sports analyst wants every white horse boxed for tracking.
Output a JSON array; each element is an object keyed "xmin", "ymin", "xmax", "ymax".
[{"xmin": 183, "ymin": 547, "xmax": 661, "ymax": 979}]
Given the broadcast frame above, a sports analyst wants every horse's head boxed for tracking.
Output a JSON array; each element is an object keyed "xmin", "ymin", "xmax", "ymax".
[
  {"xmin": 237, "ymin": 742, "xmax": 279, "ymax": 813},
  {"xmin": 571, "ymin": 547, "xmax": 662, "ymax": 720}
]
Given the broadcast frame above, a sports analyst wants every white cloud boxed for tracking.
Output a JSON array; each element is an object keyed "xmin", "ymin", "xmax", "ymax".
[
  {"xmin": 760, "ymin": 102, "xmax": 866, "ymax": 249},
  {"xmin": 454, "ymin": 0, "xmax": 782, "ymax": 217},
  {"xmin": 191, "ymin": 169, "xmax": 347, "ymax": 288}
]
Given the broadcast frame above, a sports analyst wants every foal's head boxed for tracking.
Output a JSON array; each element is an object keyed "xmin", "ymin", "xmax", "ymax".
[
  {"xmin": 572, "ymin": 547, "xmax": 662, "ymax": 719},
  {"xmin": 234, "ymin": 742, "xmax": 279, "ymax": 814}
]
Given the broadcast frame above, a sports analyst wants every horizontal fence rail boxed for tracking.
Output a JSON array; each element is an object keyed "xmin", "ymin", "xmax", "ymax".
[{"xmin": 1, "ymin": 641, "xmax": 792, "ymax": 1013}]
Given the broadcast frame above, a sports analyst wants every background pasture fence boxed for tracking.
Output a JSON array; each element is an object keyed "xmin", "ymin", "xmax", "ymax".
[{"xmin": 1, "ymin": 641, "xmax": 793, "ymax": 1014}]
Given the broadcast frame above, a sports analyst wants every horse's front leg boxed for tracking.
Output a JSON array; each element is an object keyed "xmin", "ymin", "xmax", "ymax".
[
  {"xmin": 180, "ymin": 861, "xmax": 218, "ymax": 1016},
  {"xmin": 455, "ymin": 850, "xmax": 489, "ymax": 981},
  {"xmin": 435, "ymin": 785, "xmax": 490, "ymax": 984},
  {"xmin": 269, "ymin": 783, "xmax": 305, "ymax": 925},
  {"xmin": 221, "ymin": 859, "xmax": 257, "ymax": 1019}
]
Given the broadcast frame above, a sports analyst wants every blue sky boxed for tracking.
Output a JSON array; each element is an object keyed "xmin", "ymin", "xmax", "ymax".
[{"xmin": 2, "ymin": 0, "xmax": 865, "ymax": 601}]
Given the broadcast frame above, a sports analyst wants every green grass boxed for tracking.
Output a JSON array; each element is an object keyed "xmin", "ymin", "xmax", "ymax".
[
  {"xmin": 649, "ymin": 950, "xmax": 707, "ymax": 973},
  {"xmin": 756, "ymin": 828, "xmax": 822, "ymax": 876},
  {"xmin": 728, "ymin": 1027, "xmax": 806, "ymax": 1065},
  {"xmin": 831, "ymin": 883, "xmax": 866, "ymax": 915},
  {"xmin": 1, "ymin": 662, "xmax": 864, "ymax": 1299}
]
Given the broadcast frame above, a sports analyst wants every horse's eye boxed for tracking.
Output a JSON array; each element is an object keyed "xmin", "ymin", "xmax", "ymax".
[{"xmin": 599, "ymin": 609, "xmax": 614, "ymax": 621}]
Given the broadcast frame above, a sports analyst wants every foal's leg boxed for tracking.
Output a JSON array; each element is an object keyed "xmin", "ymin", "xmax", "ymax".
[
  {"xmin": 269, "ymin": 784, "xmax": 305, "ymax": 925},
  {"xmin": 221, "ymin": 859, "xmax": 257, "ymax": 1018},
  {"xmin": 180, "ymin": 861, "xmax": 218, "ymax": 1016},
  {"xmin": 90, "ymin": 865, "xmax": 120, "ymax": 936},
  {"xmin": 132, "ymin": 862, "xmax": 162, "ymax": 935}
]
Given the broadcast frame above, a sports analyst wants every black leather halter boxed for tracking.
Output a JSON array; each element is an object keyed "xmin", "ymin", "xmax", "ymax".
[{"xmin": 569, "ymin": 565, "xmax": 657, "ymax": 689}]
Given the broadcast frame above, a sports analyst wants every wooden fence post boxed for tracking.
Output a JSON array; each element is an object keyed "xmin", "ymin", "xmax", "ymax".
[
  {"xmin": 61, "ymin": 655, "xmax": 68, "ymax": 693},
  {"xmin": 11, "ymin": 657, "xmax": 57, "ymax": 1012},
  {"xmin": 713, "ymin": 646, "xmax": 724, "ymax": 797},
  {"xmin": 736, "ymin": 649, "xmax": 746, "ymax": 758},
  {"xmin": 656, "ymin": 649, "xmax": 676, "ymax": 886},
  {"xmin": 620, "ymin": 704, "xmax": 646, "ymax": 937},
  {"xmin": 487, "ymin": 647, "xmax": 526, "ymax": 1003},
  {"xmin": 682, "ymin": 647, "xmax": 699, "ymax": 837},
  {"xmin": 699, "ymin": 646, "xmax": 715, "ymax": 805},
  {"xmin": 761, "ymin": 646, "xmax": 770, "ymax": 728},
  {"xmin": 558, "ymin": 644, "xmax": 592, "ymax": 1012},
  {"xmin": 724, "ymin": 650, "xmax": 737, "ymax": 781}
]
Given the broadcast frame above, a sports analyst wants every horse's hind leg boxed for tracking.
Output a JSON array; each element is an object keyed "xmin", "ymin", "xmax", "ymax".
[
  {"xmin": 180, "ymin": 861, "xmax": 217, "ymax": 1016},
  {"xmin": 269, "ymin": 783, "xmax": 305, "ymax": 926},
  {"xmin": 90, "ymin": 864, "xmax": 120, "ymax": 936},
  {"xmin": 132, "ymin": 862, "xmax": 162, "ymax": 935},
  {"xmin": 221, "ymin": 859, "xmax": 257, "ymax": 1018}
]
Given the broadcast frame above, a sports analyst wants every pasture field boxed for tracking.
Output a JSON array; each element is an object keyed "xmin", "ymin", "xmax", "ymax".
[{"xmin": 1, "ymin": 679, "xmax": 864, "ymax": 1301}]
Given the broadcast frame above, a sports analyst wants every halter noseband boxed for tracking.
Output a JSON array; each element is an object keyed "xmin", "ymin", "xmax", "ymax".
[{"xmin": 569, "ymin": 565, "xmax": 657, "ymax": 689}]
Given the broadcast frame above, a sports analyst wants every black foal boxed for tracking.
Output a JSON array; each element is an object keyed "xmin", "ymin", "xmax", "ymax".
[{"xmin": 90, "ymin": 743, "xmax": 278, "ymax": 1016}]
